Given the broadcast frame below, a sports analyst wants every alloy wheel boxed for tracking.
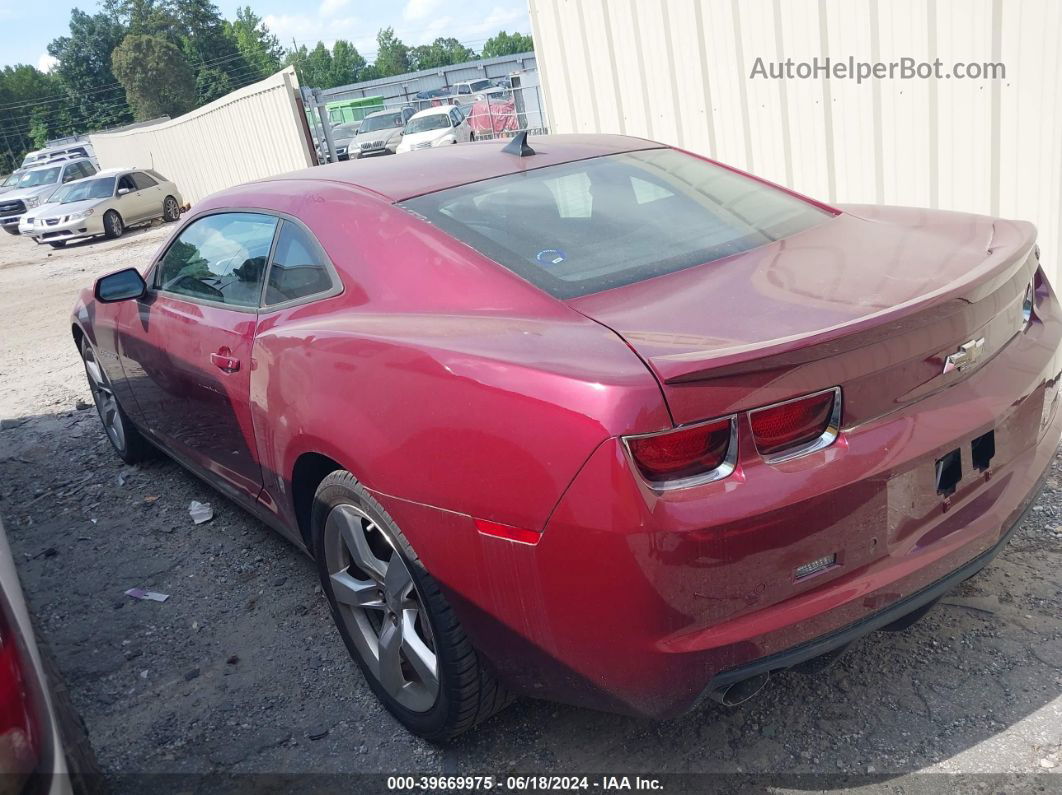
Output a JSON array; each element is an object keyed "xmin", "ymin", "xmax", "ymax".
[
  {"xmin": 82, "ymin": 342, "xmax": 126, "ymax": 452},
  {"xmin": 163, "ymin": 197, "xmax": 179, "ymax": 221},
  {"xmin": 324, "ymin": 504, "xmax": 439, "ymax": 712},
  {"xmin": 106, "ymin": 212, "xmax": 123, "ymax": 238}
]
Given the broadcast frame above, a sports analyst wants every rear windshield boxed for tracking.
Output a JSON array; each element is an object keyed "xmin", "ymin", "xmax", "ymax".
[{"xmin": 402, "ymin": 148, "xmax": 834, "ymax": 298}]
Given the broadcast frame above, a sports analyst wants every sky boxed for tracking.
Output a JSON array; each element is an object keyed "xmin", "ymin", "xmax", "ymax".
[{"xmin": 0, "ymin": 0, "xmax": 533, "ymax": 71}]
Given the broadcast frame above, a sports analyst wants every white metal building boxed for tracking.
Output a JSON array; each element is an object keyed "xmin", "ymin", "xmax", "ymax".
[{"xmin": 529, "ymin": 0, "xmax": 1062, "ymax": 283}]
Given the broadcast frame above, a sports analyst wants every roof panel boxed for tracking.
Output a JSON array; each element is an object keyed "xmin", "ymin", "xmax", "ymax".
[{"xmin": 258, "ymin": 134, "xmax": 663, "ymax": 202}]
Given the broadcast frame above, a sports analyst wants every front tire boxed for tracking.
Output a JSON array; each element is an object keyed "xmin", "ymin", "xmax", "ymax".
[
  {"xmin": 80, "ymin": 337, "xmax": 151, "ymax": 464},
  {"xmin": 2, "ymin": 225, "xmax": 19, "ymax": 235},
  {"xmin": 312, "ymin": 471, "xmax": 511, "ymax": 740},
  {"xmin": 103, "ymin": 210, "xmax": 123, "ymax": 239},
  {"xmin": 49, "ymin": 240, "xmax": 67, "ymax": 249}
]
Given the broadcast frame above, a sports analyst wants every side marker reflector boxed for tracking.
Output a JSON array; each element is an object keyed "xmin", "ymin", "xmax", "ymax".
[{"xmin": 474, "ymin": 519, "xmax": 541, "ymax": 545}]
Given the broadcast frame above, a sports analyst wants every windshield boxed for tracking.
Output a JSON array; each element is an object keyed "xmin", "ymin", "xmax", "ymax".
[
  {"xmin": 359, "ymin": 113, "xmax": 403, "ymax": 133},
  {"xmin": 333, "ymin": 123, "xmax": 359, "ymax": 139},
  {"xmin": 50, "ymin": 177, "xmax": 116, "ymax": 204},
  {"xmin": 402, "ymin": 148, "xmax": 834, "ymax": 299},
  {"xmin": 1, "ymin": 173, "xmax": 19, "ymax": 187},
  {"xmin": 18, "ymin": 167, "xmax": 61, "ymax": 188},
  {"xmin": 404, "ymin": 114, "xmax": 451, "ymax": 134}
]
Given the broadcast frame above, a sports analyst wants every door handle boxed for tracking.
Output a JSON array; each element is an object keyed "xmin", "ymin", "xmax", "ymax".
[{"xmin": 210, "ymin": 350, "xmax": 240, "ymax": 373}]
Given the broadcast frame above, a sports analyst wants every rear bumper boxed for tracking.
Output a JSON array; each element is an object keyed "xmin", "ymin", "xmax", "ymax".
[{"xmin": 698, "ymin": 470, "xmax": 1046, "ymax": 702}]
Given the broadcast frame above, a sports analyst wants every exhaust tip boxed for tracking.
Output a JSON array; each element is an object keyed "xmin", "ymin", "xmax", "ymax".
[{"xmin": 708, "ymin": 671, "xmax": 770, "ymax": 706}]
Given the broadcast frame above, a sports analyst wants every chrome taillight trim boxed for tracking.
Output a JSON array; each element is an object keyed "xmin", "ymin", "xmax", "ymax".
[
  {"xmin": 622, "ymin": 415, "xmax": 739, "ymax": 492},
  {"xmin": 750, "ymin": 386, "xmax": 843, "ymax": 465}
]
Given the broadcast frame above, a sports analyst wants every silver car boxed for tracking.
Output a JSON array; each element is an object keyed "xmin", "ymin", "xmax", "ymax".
[
  {"xmin": 0, "ymin": 516, "xmax": 100, "ymax": 792},
  {"xmin": 21, "ymin": 168, "xmax": 183, "ymax": 248}
]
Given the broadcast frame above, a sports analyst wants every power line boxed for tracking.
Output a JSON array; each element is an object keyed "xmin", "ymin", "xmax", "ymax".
[
  {"xmin": 0, "ymin": 50, "xmax": 257, "ymax": 112},
  {"xmin": 1, "ymin": 63, "xmax": 274, "ymax": 138}
]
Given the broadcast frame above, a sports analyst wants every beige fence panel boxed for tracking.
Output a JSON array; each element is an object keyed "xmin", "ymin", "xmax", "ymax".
[
  {"xmin": 530, "ymin": 0, "xmax": 1062, "ymax": 286},
  {"xmin": 90, "ymin": 67, "xmax": 312, "ymax": 205}
]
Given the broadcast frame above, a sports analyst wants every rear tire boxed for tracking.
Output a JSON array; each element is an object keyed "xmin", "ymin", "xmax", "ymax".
[
  {"xmin": 103, "ymin": 210, "xmax": 123, "ymax": 239},
  {"xmin": 312, "ymin": 470, "xmax": 512, "ymax": 740},
  {"xmin": 162, "ymin": 195, "xmax": 180, "ymax": 222},
  {"xmin": 80, "ymin": 337, "xmax": 151, "ymax": 464}
]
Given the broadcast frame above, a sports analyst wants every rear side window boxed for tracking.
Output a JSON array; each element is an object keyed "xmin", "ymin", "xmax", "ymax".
[
  {"xmin": 155, "ymin": 213, "xmax": 278, "ymax": 308},
  {"xmin": 132, "ymin": 172, "xmax": 157, "ymax": 189},
  {"xmin": 402, "ymin": 148, "xmax": 834, "ymax": 298},
  {"xmin": 264, "ymin": 221, "xmax": 335, "ymax": 306}
]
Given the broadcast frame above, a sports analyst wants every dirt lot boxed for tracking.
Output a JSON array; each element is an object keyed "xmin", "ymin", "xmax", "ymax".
[{"xmin": 0, "ymin": 224, "xmax": 1060, "ymax": 790}]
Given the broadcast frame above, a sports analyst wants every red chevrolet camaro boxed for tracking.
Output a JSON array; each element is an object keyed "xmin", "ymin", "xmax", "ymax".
[{"xmin": 72, "ymin": 134, "xmax": 1062, "ymax": 739}]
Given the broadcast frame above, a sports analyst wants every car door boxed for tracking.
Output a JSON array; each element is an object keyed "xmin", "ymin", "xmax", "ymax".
[
  {"xmin": 450, "ymin": 108, "xmax": 471, "ymax": 141},
  {"xmin": 130, "ymin": 171, "xmax": 163, "ymax": 219},
  {"xmin": 116, "ymin": 211, "xmax": 279, "ymax": 501},
  {"xmin": 114, "ymin": 174, "xmax": 144, "ymax": 222}
]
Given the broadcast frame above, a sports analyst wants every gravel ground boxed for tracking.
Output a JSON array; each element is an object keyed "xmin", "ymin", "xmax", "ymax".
[{"xmin": 0, "ymin": 225, "xmax": 1060, "ymax": 791}]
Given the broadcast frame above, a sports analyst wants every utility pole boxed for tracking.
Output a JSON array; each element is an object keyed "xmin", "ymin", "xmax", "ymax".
[{"xmin": 312, "ymin": 88, "xmax": 337, "ymax": 163}]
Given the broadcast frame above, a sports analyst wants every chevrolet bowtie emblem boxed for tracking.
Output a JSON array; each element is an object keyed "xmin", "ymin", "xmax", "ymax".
[{"xmin": 943, "ymin": 338, "xmax": 985, "ymax": 374}]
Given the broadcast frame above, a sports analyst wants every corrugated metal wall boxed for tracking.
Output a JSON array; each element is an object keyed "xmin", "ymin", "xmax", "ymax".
[
  {"xmin": 90, "ymin": 67, "xmax": 313, "ymax": 204},
  {"xmin": 529, "ymin": 0, "xmax": 1062, "ymax": 283},
  {"xmin": 323, "ymin": 52, "xmax": 538, "ymax": 104}
]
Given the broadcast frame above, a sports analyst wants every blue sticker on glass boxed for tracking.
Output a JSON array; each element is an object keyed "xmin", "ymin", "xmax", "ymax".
[{"xmin": 536, "ymin": 249, "xmax": 567, "ymax": 266}]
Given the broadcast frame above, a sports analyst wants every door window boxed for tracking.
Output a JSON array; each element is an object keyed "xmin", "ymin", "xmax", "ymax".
[
  {"xmin": 263, "ymin": 221, "xmax": 336, "ymax": 306},
  {"xmin": 155, "ymin": 213, "xmax": 278, "ymax": 308},
  {"xmin": 131, "ymin": 172, "xmax": 157, "ymax": 190},
  {"xmin": 117, "ymin": 174, "xmax": 136, "ymax": 193}
]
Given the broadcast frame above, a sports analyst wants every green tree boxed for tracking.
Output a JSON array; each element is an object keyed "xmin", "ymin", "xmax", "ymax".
[
  {"xmin": 47, "ymin": 10, "xmax": 134, "ymax": 131},
  {"xmin": 170, "ymin": 0, "xmax": 251, "ymax": 87},
  {"xmin": 481, "ymin": 30, "xmax": 534, "ymax": 58},
  {"xmin": 224, "ymin": 6, "xmax": 283, "ymax": 79},
  {"xmin": 408, "ymin": 37, "xmax": 476, "ymax": 71},
  {"xmin": 329, "ymin": 40, "xmax": 367, "ymax": 86},
  {"xmin": 112, "ymin": 34, "xmax": 196, "ymax": 119},
  {"xmin": 0, "ymin": 65, "xmax": 71, "ymax": 168},
  {"xmin": 374, "ymin": 27, "xmax": 410, "ymax": 77},
  {"xmin": 103, "ymin": 0, "xmax": 180, "ymax": 40},
  {"xmin": 283, "ymin": 40, "xmax": 369, "ymax": 89},
  {"xmin": 194, "ymin": 66, "xmax": 234, "ymax": 104}
]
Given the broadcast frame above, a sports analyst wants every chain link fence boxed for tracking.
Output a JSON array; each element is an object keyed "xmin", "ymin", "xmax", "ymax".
[{"xmin": 305, "ymin": 76, "xmax": 549, "ymax": 164}]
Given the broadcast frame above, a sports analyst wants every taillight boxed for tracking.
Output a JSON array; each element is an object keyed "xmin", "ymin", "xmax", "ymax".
[
  {"xmin": 625, "ymin": 417, "xmax": 735, "ymax": 487},
  {"xmin": 749, "ymin": 387, "xmax": 841, "ymax": 460},
  {"xmin": 0, "ymin": 604, "xmax": 40, "ymax": 784}
]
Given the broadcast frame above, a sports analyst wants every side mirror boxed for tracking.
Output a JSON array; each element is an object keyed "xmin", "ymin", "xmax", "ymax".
[
  {"xmin": 117, "ymin": 187, "xmax": 131, "ymax": 196},
  {"xmin": 95, "ymin": 268, "xmax": 146, "ymax": 303}
]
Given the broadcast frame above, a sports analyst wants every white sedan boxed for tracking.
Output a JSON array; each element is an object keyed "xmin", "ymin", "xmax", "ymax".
[
  {"xmin": 21, "ymin": 168, "xmax": 183, "ymax": 248},
  {"xmin": 396, "ymin": 106, "xmax": 474, "ymax": 153}
]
